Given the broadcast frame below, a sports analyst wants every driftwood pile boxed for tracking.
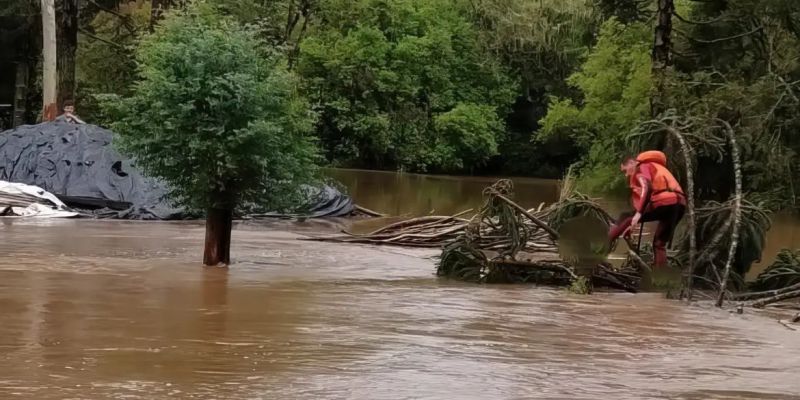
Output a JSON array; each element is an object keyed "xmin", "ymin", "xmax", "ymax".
[{"xmin": 309, "ymin": 179, "xmax": 646, "ymax": 292}]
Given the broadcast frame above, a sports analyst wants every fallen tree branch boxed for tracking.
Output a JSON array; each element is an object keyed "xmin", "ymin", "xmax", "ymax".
[
  {"xmin": 734, "ymin": 282, "xmax": 800, "ymax": 301},
  {"xmin": 354, "ymin": 204, "xmax": 386, "ymax": 217},
  {"xmin": 751, "ymin": 289, "xmax": 800, "ymax": 308}
]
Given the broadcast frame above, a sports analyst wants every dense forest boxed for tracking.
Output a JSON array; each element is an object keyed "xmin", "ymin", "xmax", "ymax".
[{"xmin": 3, "ymin": 0, "xmax": 800, "ymax": 206}]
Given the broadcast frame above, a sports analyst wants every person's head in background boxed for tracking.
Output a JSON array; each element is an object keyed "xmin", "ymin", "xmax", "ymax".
[{"xmin": 63, "ymin": 99, "xmax": 75, "ymax": 115}]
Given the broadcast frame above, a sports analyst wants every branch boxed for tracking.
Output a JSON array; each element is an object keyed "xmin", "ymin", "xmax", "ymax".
[
  {"xmin": 751, "ymin": 289, "xmax": 800, "ymax": 308},
  {"xmin": 489, "ymin": 190, "xmax": 560, "ymax": 239},
  {"xmin": 733, "ymin": 281, "xmax": 800, "ymax": 301},
  {"xmin": 672, "ymin": 11, "xmax": 725, "ymax": 25},
  {"xmin": 86, "ymin": 0, "xmax": 136, "ymax": 33},
  {"xmin": 675, "ymin": 25, "xmax": 763, "ymax": 44},
  {"xmin": 78, "ymin": 27, "xmax": 125, "ymax": 49},
  {"xmin": 664, "ymin": 126, "xmax": 698, "ymax": 300},
  {"xmin": 715, "ymin": 119, "xmax": 743, "ymax": 308}
]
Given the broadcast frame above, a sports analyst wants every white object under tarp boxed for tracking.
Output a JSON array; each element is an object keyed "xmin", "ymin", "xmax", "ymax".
[{"xmin": 0, "ymin": 181, "xmax": 78, "ymax": 218}]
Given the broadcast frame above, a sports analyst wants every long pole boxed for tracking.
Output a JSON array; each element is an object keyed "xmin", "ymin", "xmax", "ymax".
[{"xmin": 41, "ymin": 0, "xmax": 58, "ymax": 121}]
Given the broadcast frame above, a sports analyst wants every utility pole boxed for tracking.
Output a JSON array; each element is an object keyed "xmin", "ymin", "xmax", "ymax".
[{"xmin": 41, "ymin": 0, "xmax": 57, "ymax": 121}]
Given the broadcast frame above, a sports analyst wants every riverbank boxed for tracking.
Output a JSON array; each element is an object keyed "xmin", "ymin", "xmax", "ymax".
[{"xmin": 1, "ymin": 219, "xmax": 798, "ymax": 399}]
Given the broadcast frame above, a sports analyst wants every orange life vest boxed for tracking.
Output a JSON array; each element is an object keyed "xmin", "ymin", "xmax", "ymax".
[{"xmin": 629, "ymin": 151, "xmax": 685, "ymax": 211}]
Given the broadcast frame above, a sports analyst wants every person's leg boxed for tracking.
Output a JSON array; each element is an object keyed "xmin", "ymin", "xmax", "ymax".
[
  {"xmin": 608, "ymin": 211, "xmax": 635, "ymax": 243},
  {"xmin": 652, "ymin": 204, "xmax": 685, "ymax": 268}
]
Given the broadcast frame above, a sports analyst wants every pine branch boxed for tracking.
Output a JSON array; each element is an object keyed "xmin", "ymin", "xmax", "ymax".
[
  {"xmin": 86, "ymin": 0, "xmax": 136, "ymax": 33},
  {"xmin": 675, "ymin": 25, "xmax": 763, "ymax": 44},
  {"xmin": 78, "ymin": 27, "xmax": 125, "ymax": 49},
  {"xmin": 672, "ymin": 11, "xmax": 725, "ymax": 25}
]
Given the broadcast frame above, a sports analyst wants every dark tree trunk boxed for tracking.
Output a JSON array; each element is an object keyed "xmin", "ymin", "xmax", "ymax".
[
  {"xmin": 651, "ymin": 0, "xmax": 674, "ymax": 119},
  {"xmin": 56, "ymin": 0, "xmax": 79, "ymax": 110},
  {"xmin": 204, "ymin": 208, "xmax": 233, "ymax": 266},
  {"xmin": 149, "ymin": 0, "xmax": 174, "ymax": 32}
]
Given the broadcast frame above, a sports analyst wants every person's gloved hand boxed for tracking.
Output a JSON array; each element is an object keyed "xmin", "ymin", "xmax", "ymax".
[{"xmin": 622, "ymin": 212, "xmax": 642, "ymax": 239}]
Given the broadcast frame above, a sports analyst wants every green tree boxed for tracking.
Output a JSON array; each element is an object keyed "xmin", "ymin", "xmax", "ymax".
[
  {"xmin": 104, "ymin": 4, "xmax": 318, "ymax": 265},
  {"xmin": 539, "ymin": 19, "xmax": 652, "ymax": 192},
  {"xmin": 464, "ymin": 0, "xmax": 599, "ymax": 176},
  {"xmin": 296, "ymin": 0, "xmax": 517, "ymax": 173},
  {"xmin": 77, "ymin": 0, "xmax": 151, "ymax": 122}
]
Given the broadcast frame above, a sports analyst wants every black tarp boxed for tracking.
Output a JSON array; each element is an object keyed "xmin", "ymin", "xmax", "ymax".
[
  {"xmin": 0, "ymin": 121, "xmax": 182, "ymax": 219},
  {"xmin": 250, "ymin": 184, "xmax": 355, "ymax": 219},
  {"xmin": 0, "ymin": 121, "xmax": 357, "ymax": 219}
]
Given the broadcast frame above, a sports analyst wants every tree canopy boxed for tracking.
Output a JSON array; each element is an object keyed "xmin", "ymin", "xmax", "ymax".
[
  {"xmin": 296, "ymin": 0, "xmax": 517, "ymax": 172},
  {"xmin": 9, "ymin": 0, "xmax": 800, "ymax": 212}
]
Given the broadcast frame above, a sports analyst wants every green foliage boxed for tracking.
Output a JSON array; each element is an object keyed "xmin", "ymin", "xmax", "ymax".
[
  {"xmin": 467, "ymin": 0, "xmax": 599, "ymax": 91},
  {"xmin": 539, "ymin": 18, "xmax": 652, "ymax": 193},
  {"xmin": 433, "ymin": 103, "xmax": 503, "ymax": 171},
  {"xmin": 296, "ymin": 0, "xmax": 517, "ymax": 172},
  {"xmin": 753, "ymin": 249, "xmax": 800, "ymax": 291},
  {"xmin": 683, "ymin": 198, "xmax": 772, "ymax": 288},
  {"xmin": 567, "ymin": 276, "xmax": 592, "ymax": 294},
  {"xmin": 77, "ymin": 0, "xmax": 150, "ymax": 123},
  {"xmin": 102, "ymin": 4, "xmax": 318, "ymax": 212}
]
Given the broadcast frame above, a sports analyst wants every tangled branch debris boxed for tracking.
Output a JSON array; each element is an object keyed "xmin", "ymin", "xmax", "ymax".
[
  {"xmin": 308, "ymin": 179, "xmax": 641, "ymax": 292},
  {"xmin": 734, "ymin": 249, "xmax": 800, "ymax": 308}
]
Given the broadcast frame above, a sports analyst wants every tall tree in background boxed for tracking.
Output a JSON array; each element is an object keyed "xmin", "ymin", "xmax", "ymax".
[
  {"xmin": 297, "ymin": 0, "xmax": 516, "ymax": 172},
  {"xmin": 56, "ymin": 0, "xmax": 79, "ymax": 109},
  {"xmin": 104, "ymin": 4, "xmax": 319, "ymax": 265},
  {"xmin": 651, "ymin": 0, "xmax": 673, "ymax": 118},
  {"xmin": 41, "ymin": 0, "xmax": 58, "ymax": 120}
]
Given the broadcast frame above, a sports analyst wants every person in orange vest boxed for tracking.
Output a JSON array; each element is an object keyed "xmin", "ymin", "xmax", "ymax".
[{"xmin": 608, "ymin": 150, "xmax": 686, "ymax": 268}]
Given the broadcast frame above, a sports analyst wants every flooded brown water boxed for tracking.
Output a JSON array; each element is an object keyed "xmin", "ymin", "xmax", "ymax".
[{"xmin": 1, "ymin": 170, "xmax": 799, "ymax": 399}]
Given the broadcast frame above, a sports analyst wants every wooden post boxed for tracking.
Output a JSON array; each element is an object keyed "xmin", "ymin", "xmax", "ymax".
[{"xmin": 41, "ymin": 0, "xmax": 57, "ymax": 121}]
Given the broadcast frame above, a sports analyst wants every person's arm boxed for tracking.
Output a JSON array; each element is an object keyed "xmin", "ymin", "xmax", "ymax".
[{"xmin": 630, "ymin": 166, "xmax": 654, "ymax": 228}]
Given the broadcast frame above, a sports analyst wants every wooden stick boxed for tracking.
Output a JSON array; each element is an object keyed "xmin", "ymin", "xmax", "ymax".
[{"xmin": 354, "ymin": 204, "xmax": 386, "ymax": 217}]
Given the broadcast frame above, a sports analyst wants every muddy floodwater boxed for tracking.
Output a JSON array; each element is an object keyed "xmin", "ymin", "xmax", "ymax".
[{"xmin": 1, "ymin": 169, "xmax": 800, "ymax": 399}]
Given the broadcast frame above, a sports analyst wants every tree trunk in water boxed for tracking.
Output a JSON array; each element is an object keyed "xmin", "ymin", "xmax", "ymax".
[
  {"xmin": 56, "ymin": 0, "xmax": 78, "ymax": 110},
  {"xmin": 666, "ymin": 127, "xmax": 697, "ymax": 301},
  {"xmin": 651, "ymin": 0, "xmax": 674, "ymax": 118},
  {"xmin": 716, "ymin": 120, "xmax": 743, "ymax": 307},
  {"xmin": 204, "ymin": 208, "xmax": 233, "ymax": 266}
]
